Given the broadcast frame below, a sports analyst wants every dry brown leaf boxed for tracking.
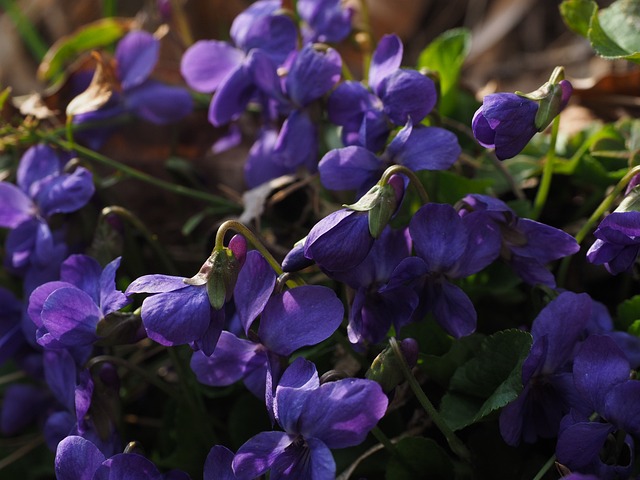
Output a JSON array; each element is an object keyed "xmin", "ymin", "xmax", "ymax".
[{"xmin": 66, "ymin": 51, "xmax": 118, "ymax": 117}]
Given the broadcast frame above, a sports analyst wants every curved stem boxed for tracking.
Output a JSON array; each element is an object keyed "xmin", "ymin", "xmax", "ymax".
[
  {"xmin": 532, "ymin": 115, "xmax": 560, "ymax": 219},
  {"xmin": 379, "ymin": 164, "xmax": 430, "ymax": 204},
  {"xmin": 100, "ymin": 205, "xmax": 178, "ymax": 275},
  {"xmin": 389, "ymin": 337, "xmax": 472, "ymax": 463},
  {"xmin": 370, "ymin": 426, "xmax": 396, "ymax": 455},
  {"xmin": 532, "ymin": 454, "xmax": 556, "ymax": 480},
  {"xmin": 214, "ymin": 220, "xmax": 304, "ymax": 288},
  {"xmin": 39, "ymin": 135, "xmax": 241, "ymax": 211}
]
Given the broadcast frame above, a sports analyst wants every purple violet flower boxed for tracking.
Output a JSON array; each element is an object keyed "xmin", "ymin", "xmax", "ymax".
[
  {"xmin": 556, "ymin": 335, "xmax": 640, "ymax": 479},
  {"xmin": 297, "ymin": 0, "xmax": 353, "ymax": 43},
  {"xmin": 499, "ymin": 292, "xmax": 591, "ymax": 446},
  {"xmin": 458, "ymin": 194, "xmax": 579, "ymax": 287},
  {"xmin": 319, "ymin": 119, "xmax": 460, "ymax": 194},
  {"xmin": 327, "ymin": 34, "xmax": 438, "ymax": 152},
  {"xmin": 401, "ymin": 202, "xmax": 501, "ymax": 337},
  {"xmin": 231, "ymin": 357, "xmax": 388, "ymax": 479},
  {"xmin": 190, "ymin": 282, "xmax": 344, "ymax": 398},
  {"xmin": 28, "ymin": 255, "xmax": 129, "ymax": 349},
  {"xmin": 76, "ymin": 31, "xmax": 193, "ymax": 129},
  {"xmin": 55, "ymin": 435, "xmax": 190, "ymax": 480},
  {"xmin": 0, "ymin": 144, "xmax": 94, "ymax": 275},
  {"xmin": 586, "ymin": 211, "xmax": 640, "ymax": 275}
]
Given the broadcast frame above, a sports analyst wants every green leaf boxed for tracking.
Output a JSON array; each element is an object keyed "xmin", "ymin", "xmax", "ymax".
[
  {"xmin": 37, "ymin": 18, "xmax": 133, "ymax": 83},
  {"xmin": 421, "ymin": 334, "xmax": 484, "ymax": 387},
  {"xmin": 628, "ymin": 319, "xmax": 640, "ymax": 337},
  {"xmin": 560, "ymin": 0, "xmax": 598, "ymax": 37},
  {"xmin": 385, "ymin": 437, "xmax": 454, "ymax": 480},
  {"xmin": 420, "ymin": 170, "xmax": 493, "ymax": 205},
  {"xmin": 0, "ymin": 87, "xmax": 10, "ymax": 111},
  {"xmin": 617, "ymin": 295, "xmax": 640, "ymax": 330},
  {"xmin": 417, "ymin": 28, "xmax": 471, "ymax": 115},
  {"xmin": 588, "ymin": 1, "xmax": 640, "ymax": 62},
  {"xmin": 440, "ymin": 329, "xmax": 533, "ymax": 431}
]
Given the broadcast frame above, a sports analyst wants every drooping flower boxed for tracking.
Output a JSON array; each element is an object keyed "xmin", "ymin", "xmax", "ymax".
[
  {"xmin": 457, "ymin": 194, "xmax": 579, "ymax": 287},
  {"xmin": 586, "ymin": 211, "xmax": 640, "ymax": 275},
  {"xmin": 472, "ymin": 78, "xmax": 572, "ymax": 160},
  {"xmin": 297, "ymin": 0, "xmax": 353, "ymax": 43},
  {"xmin": 231, "ymin": 358, "xmax": 388, "ymax": 479}
]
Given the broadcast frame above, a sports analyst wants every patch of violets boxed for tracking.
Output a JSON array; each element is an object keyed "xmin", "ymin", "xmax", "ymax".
[{"xmin": 3, "ymin": 2, "xmax": 640, "ymax": 479}]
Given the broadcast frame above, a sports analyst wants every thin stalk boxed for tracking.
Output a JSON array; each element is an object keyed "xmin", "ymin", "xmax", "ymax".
[
  {"xmin": 0, "ymin": 0, "xmax": 48, "ymax": 61},
  {"xmin": 214, "ymin": 220, "xmax": 304, "ymax": 288},
  {"xmin": 168, "ymin": 0, "xmax": 194, "ymax": 46},
  {"xmin": 379, "ymin": 164, "xmax": 430, "ymax": 204},
  {"xmin": 370, "ymin": 426, "xmax": 396, "ymax": 455},
  {"xmin": 389, "ymin": 337, "xmax": 472, "ymax": 463},
  {"xmin": 532, "ymin": 115, "xmax": 560, "ymax": 219},
  {"xmin": 102, "ymin": 0, "xmax": 117, "ymax": 17},
  {"xmin": 100, "ymin": 205, "xmax": 178, "ymax": 275},
  {"xmin": 39, "ymin": 135, "xmax": 241, "ymax": 211},
  {"xmin": 532, "ymin": 454, "xmax": 556, "ymax": 480},
  {"xmin": 358, "ymin": 0, "xmax": 373, "ymax": 78},
  {"xmin": 87, "ymin": 354, "xmax": 180, "ymax": 401},
  {"xmin": 0, "ymin": 370, "xmax": 26, "ymax": 386}
]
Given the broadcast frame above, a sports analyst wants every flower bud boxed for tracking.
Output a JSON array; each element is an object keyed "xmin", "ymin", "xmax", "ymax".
[
  {"xmin": 365, "ymin": 338, "xmax": 419, "ymax": 393},
  {"xmin": 207, "ymin": 246, "xmax": 242, "ymax": 310}
]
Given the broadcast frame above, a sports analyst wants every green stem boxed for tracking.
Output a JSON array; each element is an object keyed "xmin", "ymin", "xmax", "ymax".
[
  {"xmin": 379, "ymin": 164, "xmax": 430, "ymax": 204},
  {"xmin": 100, "ymin": 205, "xmax": 178, "ymax": 275},
  {"xmin": 532, "ymin": 454, "xmax": 556, "ymax": 480},
  {"xmin": 102, "ymin": 0, "xmax": 117, "ymax": 17},
  {"xmin": 39, "ymin": 135, "xmax": 241, "ymax": 211},
  {"xmin": 389, "ymin": 337, "xmax": 472, "ymax": 463},
  {"xmin": 214, "ymin": 220, "xmax": 304, "ymax": 288},
  {"xmin": 532, "ymin": 115, "xmax": 560, "ymax": 219},
  {"xmin": 86, "ymin": 354, "xmax": 180, "ymax": 400},
  {"xmin": 0, "ymin": 0, "xmax": 48, "ymax": 61},
  {"xmin": 370, "ymin": 426, "xmax": 396, "ymax": 455}
]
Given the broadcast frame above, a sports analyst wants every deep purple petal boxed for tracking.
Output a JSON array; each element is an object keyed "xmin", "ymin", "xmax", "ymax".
[
  {"xmin": 17, "ymin": 144, "xmax": 61, "ymax": 195},
  {"xmin": 243, "ymin": 128, "xmax": 296, "ymax": 188},
  {"xmin": 116, "ymin": 31, "xmax": 159, "ymax": 90},
  {"xmin": 237, "ymin": 14, "xmax": 297, "ymax": 66},
  {"xmin": 430, "ymin": 280, "xmax": 477, "ymax": 338},
  {"xmin": 231, "ymin": 0, "xmax": 280, "ymax": 49},
  {"xmin": 378, "ymin": 70, "xmax": 436, "ymax": 125},
  {"xmin": 409, "ymin": 203, "xmax": 467, "ymax": 273},
  {"xmin": 556, "ymin": 421, "xmax": 614, "ymax": 469},
  {"xmin": 0, "ymin": 182, "xmax": 35, "ymax": 228},
  {"xmin": 248, "ymin": 49, "xmax": 284, "ymax": 101},
  {"xmin": 392, "ymin": 126, "xmax": 461, "ymax": 172},
  {"xmin": 298, "ymin": 0, "xmax": 353, "ymax": 43},
  {"xmin": 234, "ymin": 250, "xmax": 276, "ymax": 334},
  {"xmin": 451, "ymin": 210, "xmax": 501, "ymax": 277},
  {"xmin": 44, "ymin": 349, "xmax": 77, "ymax": 411},
  {"xmin": 511, "ymin": 218, "xmax": 579, "ymax": 263},
  {"xmin": 180, "ymin": 40, "xmax": 244, "ymax": 93},
  {"xmin": 190, "ymin": 331, "xmax": 265, "ymax": 386},
  {"xmin": 28, "ymin": 280, "xmax": 74, "ymax": 328},
  {"xmin": 126, "ymin": 80, "xmax": 193, "ymax": 124},
  {"xmin": 41, "ymin": 287, "xmax": 101, "ymax": 346},
  {"xmin": 259, "ymin": 285, "xmax": 344, "ymax": 356},
  {"xmin": 55, "ymin": 436, "xmax": 105, "ymax": 480},
  {"xmin": 99, "ymin": 257, "xmax": 128, "ymax": 314},
  {"xmin": 471, "ymin": 109, "xmax": 496, "ymax": 148},
  {"xmin": 299, "ymin": 378, "xmax": 388, "ymax": 448},
  {"xmin": 60, "ymin": 254, "xmax": 102, "ymax": 301},
  {"xmin": 274, "ymin": 357, "xmax": 320, "ymax": 433},
  {"xmin": 204, "ymin": 445, "xmax": 236, "ymax": 480},
  {"xmin": 318, "ymin": 146, "xmax": 382, "ymax": 192},
  {"xmin": 141, "ymin": 286, "xmax": 210, "ymax": 346},
  {"xmin": 304, "ymin": 209, "xmax": 373, "ymax": 271},
  {"xmin": 93, "ymin": 454, "xmax": 163, "ymax": 480},
  {"xmin": 36, "ymin": 167, "xmax": 94, "ymax": 217},
  {"xmin": 573, "ymin": 335, "xmax": 630, "ymax": 413},
  {"xmin": 530, "ymin": 291, "xmax": 591, "ymax": 374},
  {"xmin": 5, "ymin": 218, "xmax": 39, "ymax": 269},
  {"xmin": 273, "ymin": 110, "xmax": 318, "ymax": 168},
  {"xmin": 209, "ymin": 64, "xmax": 255, "ymax": 126},
  {"xmin": 1, "ymin": 384, "xmax": 47, "ymax": 435},
  {"xmin": 326, "ymin": 81, "xmax": 372, "ymax": 126},
  {"xmin": 369, "ymin": 34, "xmax": 403, "ymax": 92},
  {"xmin": 193, "ymin": 308, "xmax": 225, "ymax": 356},
  {"xmin": 233, "ymin": 431, "xmax": 294, "ymax": 480},
  {"xmin": 605, "ymin": 380, "xmax": 640, "ymax": 435},
  {"xmin": 285, "ymin": 45, "xmax": 341, "ymax": 106}
]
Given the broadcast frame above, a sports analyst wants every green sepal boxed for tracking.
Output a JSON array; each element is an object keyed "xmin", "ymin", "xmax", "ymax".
[
  {"xmin": 368, "ymin": 183, "xmax": 398, "ymax": 239},
  {"xmin": 206, "ymin": 247, "xmax": 240, "ymax": 310},
  {"xmin": 344, "ymin": 184, "xmax": 383, "ymax": 212},
  {"xmin": 615, "ymin": 186, "xmax": 640, "ymax": 213},
  {"xmin": 95, "ymin": 311, "xmax": 142, "ymax": 346},
  {"xmin": 366, "ymin": 343, "xmax": 404, "ymax": 393},
  {"xmin": 534, "ymin": 83, "xmax": 564, "ymax": 131}
]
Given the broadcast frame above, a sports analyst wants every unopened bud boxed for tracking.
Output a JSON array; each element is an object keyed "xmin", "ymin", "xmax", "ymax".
[
  {"xmin": 366, "ymin": 338, "xmax": 419, "ymax": 393},
  {"xmin": 207, "ymin": 246, "xmax": 241, "ymax": 310}
]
